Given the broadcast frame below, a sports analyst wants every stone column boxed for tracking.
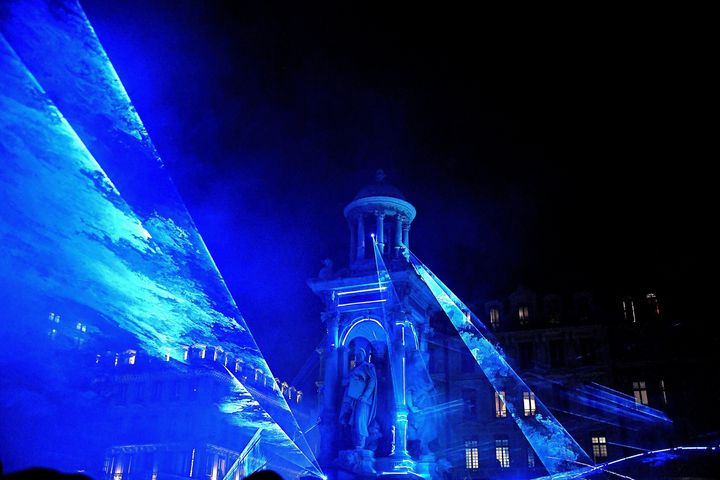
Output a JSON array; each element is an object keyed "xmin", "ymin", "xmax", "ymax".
[
  {"xmin": 402, "ymin": 222, "xmax": 411, "ymax": 251},
  {"xmin": 394, "ymin": 215, "xmax": 403, "ymax": 256},
  {"xmin": 349, "ymin": 219, "xmax": 356, "ymax": 265},
  {"xmin": 376, "ymin": 211, "xmax": 385, "ymax": 254},
  {"xmin": 388, "ymin": 321, "xmax": 414, "ymax": 469},
  {"xmin": 319, "ymin": 312, "xmax": 340, "ymax": 465},
  {"xmin": 356, "ymin": 215, "xmax": 365, "ymax": 260}
]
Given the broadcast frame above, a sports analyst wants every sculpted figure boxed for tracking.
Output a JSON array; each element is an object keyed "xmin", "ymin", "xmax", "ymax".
[
  {"xmin": 318, "ymin": 258, "xmax": 334, "ymax": 279},
  {"xmin": 338, "ymin": 347, "xmax": 377, "ymax": 449}
]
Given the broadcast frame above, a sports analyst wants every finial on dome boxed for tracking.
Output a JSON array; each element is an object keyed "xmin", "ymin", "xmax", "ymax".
[{"xmin": 375, "ymin": 169, "xmax": 386, "ymax": 183}]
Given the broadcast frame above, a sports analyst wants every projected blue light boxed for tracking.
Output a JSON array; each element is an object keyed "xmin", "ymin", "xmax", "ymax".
[
  {"xmin": 535, "ymin": 445, "xmax": 719, "ymax": 479},
  {"xmin": 0, "ymin": 1, "xmax": 322, "ymax": 476},
  {"xmin": 340, "ymin": 318, "xmax": 385, "ymax": 346},
  {"xmin": 337, "ymin": 286, "xmax": 388, "ymax": 296},
  {"xmin": 407, "ymin": 250, "xmax": 592, "ymax": 475}
]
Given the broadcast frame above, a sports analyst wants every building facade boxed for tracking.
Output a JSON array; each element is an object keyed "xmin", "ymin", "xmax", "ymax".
[{"xmin": 308, "ymin": 172, "xmax": 677, "ymax": 479}]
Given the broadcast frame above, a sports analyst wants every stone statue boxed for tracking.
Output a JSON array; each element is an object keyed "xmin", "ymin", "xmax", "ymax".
[
  {"xmin": 338, "ymin": 347, "xmax": 377, "ymax": 449},
  {"xmin": 407, "ymin": 381, "xmax": 436, "ymax": 456},
  {"xmin": 318, "ymin": 258, "xmax": 334, "ymax": 279},
  {"xmin": 406, "ymin": 355, "xmax": 438, "ymax": 457}
]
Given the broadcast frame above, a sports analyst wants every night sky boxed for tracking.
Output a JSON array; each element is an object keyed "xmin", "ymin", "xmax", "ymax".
[{"xmin": 80, "ymin": 2, "xmax": 707, "ymax": 381}]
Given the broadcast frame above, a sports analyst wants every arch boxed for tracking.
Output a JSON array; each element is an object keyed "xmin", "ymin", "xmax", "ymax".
[{"xmin": 340, "ymin": 317, "xmax": 388, "ymax": 347}]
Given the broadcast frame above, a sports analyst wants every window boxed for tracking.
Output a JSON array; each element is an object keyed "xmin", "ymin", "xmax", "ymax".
[
  {"xmin": 622, "ymin": 297, "xmax": 636, "ymax": 323},
  {"xmin": 523, "ymin": 392, "xmax": 536, "ymax": 416},
  {"xmin": 633, "ymin": 381, "xmax": 648, "ymax": 405},
  {"xmin": 546, "ymin": 297, "xmax": 561, "ymax": 324},
  {"xmin": 579, "ymin": 338, "xmax": 596, "ymax": 365},
  {"xmin": 495, "ymin": 436, "xmax": 510, "ymax": 468},
  {"xmin": 659, "ymin": 380, "xmax": 668, "ymax": 405},
  {"xmin": 519, "ymin": 305, "xmax": 530, "ymax": 325},
  {"xmin": 549, "ymin": 340, "xmax": 565, "ymax": 368},
  {"xmin": 527, "ymin": 449, "xmax": 536, "ymax": 468},
  {"xmin": 490, "ymin": 307, "xmax": 500, "ymax": 330},
  {"xmin": 463, "ymin": 388, "xmax": 477, "ymax": 417},
  {"xmin": 519, "ymin": 342, "xmax": 534, "ymax": 369},
  {"xmin": 465, "ymin": 440, "xmax": 479, "ymax": 470},
  {"xmin": 646, "ymin": 293, "xmax": 660, "ymax": 315},
  {"xmin": 495, "ymin": 391, "xmax": 507, "ymax": 418},
  {"xmin": 591, "ymin": 434, "xmax": 607, "ymax": 462}
]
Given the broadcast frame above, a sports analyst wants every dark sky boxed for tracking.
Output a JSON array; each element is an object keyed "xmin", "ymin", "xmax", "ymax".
[{"xmin": 80, "ymin": 1, "xmax": 707, "ymax": 381}]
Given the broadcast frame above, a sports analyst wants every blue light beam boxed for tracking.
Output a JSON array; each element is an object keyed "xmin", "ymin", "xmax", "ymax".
[{"xmin": 407, "ymin": 250, "xmax": 593, "ymax": 475}]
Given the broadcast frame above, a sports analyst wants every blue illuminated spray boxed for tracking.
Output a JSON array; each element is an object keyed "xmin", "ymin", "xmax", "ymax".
[
  {"xmin": 0, "ymin": 2, "xmax": 322, "ymax": 475},
  {"xmin": 533, "ymin": 445, "xmax": 719, "ymax": 479},
  {"xmin": 406, "ymin": 250, "xmax": 593, "ymax": 475}
]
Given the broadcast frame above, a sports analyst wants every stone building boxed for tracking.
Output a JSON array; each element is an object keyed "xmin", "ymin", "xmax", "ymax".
[{"xmin": 307, "ymin": 172, "xmax": 677, "ymax": 479}]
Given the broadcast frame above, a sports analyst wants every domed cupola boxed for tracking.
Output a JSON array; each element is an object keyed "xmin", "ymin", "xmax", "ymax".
[{"xmin": 344, "ymin": 169, "xmax": 416, "ymax": 265}]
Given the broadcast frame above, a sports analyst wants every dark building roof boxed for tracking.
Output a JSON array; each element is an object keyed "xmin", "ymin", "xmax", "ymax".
[{"xmin": 354, "ymin": 169, "xmax": 407, "ymax": 200}]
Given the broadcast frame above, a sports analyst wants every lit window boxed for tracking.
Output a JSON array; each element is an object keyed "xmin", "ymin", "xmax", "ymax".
[
  {"xmin": 490, "ymin": 308, "xmax": 500, "ymax": 330},
  {"xmin": 234, "ymin": 360, "xmax": 240, "ymax": 373},
  {"xmin": 659, "ymin": 380, "xmax": 668, "ymax": 405},
  {"xmin": 465, "ymin": 440, "xmax": 479, "ymax": 469},
  {"xmin": 523, "ymin": 392, "xmax": 536, "ymax": 416},
  {"xmin": 127, "ymin": 351, "xmax": 136, "ymax": 365},
  {"xmin": 296, "ymin": 390, "xmax": 303, "ymax": 403},
  {"xmin": 622, "ymin": 298, "xmax": 636, "ymax": 323},
  {"xmin": 76, "ymin": 322, "xmax": 83, "ymax": 330},
  {"xmin": 633, "ymin": 381, "xmax": 648, "ymax": 405},
  {"xmin": 495, "ymin": 436, "xmax": 510, "ymax": 468},
  {"xmin": 519, "ymin": 305, "xmax": 530, "ymax": 325},
  {"xmin": 527, "ymin": 449, "xmax": 536, "ymax": 468},
  {"xmin": 495, "ymin": 391, "xmax": 507, "ymax": 418},
  {"xmin": 591, "ymin": 435, "xmax": 607, "ymax": 462},
  {"xmin": 646, "ymin": 293, "xmax": 660, "ymax": 315},
  {"xmin": 95, "ymin": 354, "xmax": 101, "ymax": 364},
  {"xmin": 199, "ymin": 347, "xmax": 206, "ymax": 359}
]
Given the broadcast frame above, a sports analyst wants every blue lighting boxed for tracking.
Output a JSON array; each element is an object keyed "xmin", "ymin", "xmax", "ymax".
[
  {"xmin": 407, "ymin": 250, "xmax": 592, "ymax": 475},
  {"xmin": 0, "ymin": 1, "xmax": 322, "ymax": 477}
]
